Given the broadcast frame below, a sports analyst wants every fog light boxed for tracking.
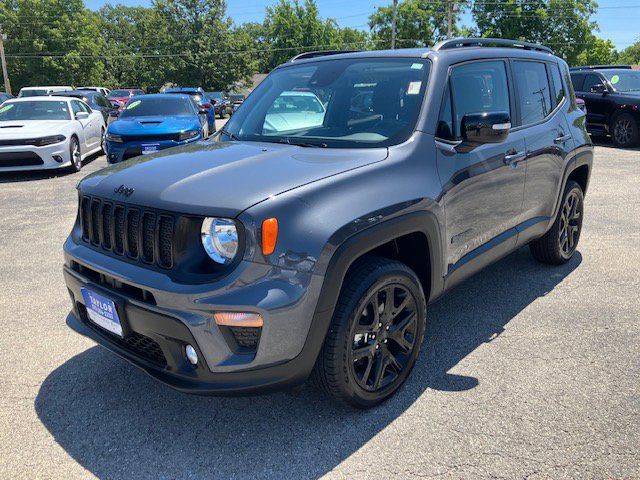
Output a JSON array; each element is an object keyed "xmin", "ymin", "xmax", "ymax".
[
  {"xmin": 52, "ymin": 155, "xmax": 63, "ymax": 163},
  {"xmin": 185, "ymin": 344, "xmax": 198, "ymax": 365}
]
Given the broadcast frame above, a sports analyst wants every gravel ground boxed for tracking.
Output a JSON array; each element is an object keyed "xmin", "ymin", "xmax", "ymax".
[{"xmin": 0, "ymin": 139, "xmax": 638, "ymax": 479}]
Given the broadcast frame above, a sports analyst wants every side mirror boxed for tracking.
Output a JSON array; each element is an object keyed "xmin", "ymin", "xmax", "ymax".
[
  {"xmin": 461, "ymin": 111, "xmax": 510, "ymax": 144},
  {"xmin": 590, "ymin": 83, "xmax": 608, "ymax": 94},
  {"xmin": 75, "ymin": 111, "xmax": 89, "ymax": 120},
  {"xmin": 198, "ymin": 108, "xmax": 208, "ymax": 115}
]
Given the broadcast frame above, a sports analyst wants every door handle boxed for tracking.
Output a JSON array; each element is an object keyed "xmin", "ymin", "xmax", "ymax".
[
  {"xmin": 504, "ymin": 151, "xmax": 526, "ymax": 166},
  {"xmin": 554, "ymin": 134, "xmax": 571, "ymax": 144}
]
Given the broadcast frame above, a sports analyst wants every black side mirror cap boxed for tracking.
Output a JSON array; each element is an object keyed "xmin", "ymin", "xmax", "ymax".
[
  {"xmin": 590, "ymin": 83, "xmax": 608, "ymax": 94},
  {"xmin": 461, "ymin": 111, "xmax": 511, "ymax": 145}
]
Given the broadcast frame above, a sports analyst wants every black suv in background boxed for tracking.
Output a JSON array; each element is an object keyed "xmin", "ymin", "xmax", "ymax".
[
  {"xmin": 570, "ymin": 65, "xmax": 640, "ymax": 146},
  {"xmin": 63, "ymin": 39, "xmax": 592, "ymax": 407}
]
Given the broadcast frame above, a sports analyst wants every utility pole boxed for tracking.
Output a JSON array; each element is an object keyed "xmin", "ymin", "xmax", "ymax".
[
  {"xmin": 390, "ymin": 0, "xmax": 398, "ymax": 49},
  {"xmin": 446, "ymin": 1, "xmax": 456, "ymax": 40},
  {"xmin": 0, "ymin": 31, "xmax": 10, "ymax": 95}
]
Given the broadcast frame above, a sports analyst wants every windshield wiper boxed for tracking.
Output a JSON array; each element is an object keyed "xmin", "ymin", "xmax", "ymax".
[
  {"xmin": 277, "ymin": 137, "xmax": 328, "ymax": 148},
  {"xmin": 219, "ymin": 128, "xmax": 240, "ymax": 141}
]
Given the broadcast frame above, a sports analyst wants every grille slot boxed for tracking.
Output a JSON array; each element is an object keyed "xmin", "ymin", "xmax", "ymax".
[{"xmin": 79, "ymin": 195, "xmax": 175, "ymax": 269}]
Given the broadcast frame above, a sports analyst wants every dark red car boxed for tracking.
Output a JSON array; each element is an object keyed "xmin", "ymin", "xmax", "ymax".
[{"xmin": 107, "ymin": 88, "xmax": 145, "ymax": 109}]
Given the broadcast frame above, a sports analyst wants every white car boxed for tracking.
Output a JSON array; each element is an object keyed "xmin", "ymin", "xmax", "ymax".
[
  {"xmin": 77, "ymin": 86, "xmax": 111, "ymax": 96},
  {"xmin": 17, "ymin": 86, "xmax": 74, "ymax": 97},
  {"xmin": 263, "ymin": 90, "xmax": 326, "ymax": 133},
  {"xmin": 0, "ymin": 96, "xmax": 105, "ymax": 172}
]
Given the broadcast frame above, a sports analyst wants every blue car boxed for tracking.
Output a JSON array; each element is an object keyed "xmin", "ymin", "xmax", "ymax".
[
  {"xmin": 105, "ymin": 94, "xmax": 206, "ymax": 164},
  {"xmin": 164, "ymin": 87, "xmax": 216, "ymax": 134}
]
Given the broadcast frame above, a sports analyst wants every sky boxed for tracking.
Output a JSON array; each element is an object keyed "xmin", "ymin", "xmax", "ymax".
[{"xmin": 84, "ymin": 0, "xmax": 639, "ymax": 51}]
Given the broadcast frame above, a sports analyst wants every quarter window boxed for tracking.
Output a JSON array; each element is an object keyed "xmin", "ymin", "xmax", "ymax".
[
  {"xmin": 450, "ymin": 60, "xmax": 511, "ymax": 139},
  {"xmin": 549, "ymin": 64, "xmax": 565, "ymax": 108},
  {"xmin": 513, "ymin": 61, "xmax": 553, "ymax": 125},
  {"xmin": 436, "ymin": 82, "xmax": 454, "ymax": 140}
]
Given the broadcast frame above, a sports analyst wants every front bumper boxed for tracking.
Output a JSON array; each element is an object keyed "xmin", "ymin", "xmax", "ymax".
[
  {"xmin": 0, "ymin": 141, "xmax": 71, "ymax": 172},
  {"xmin": 63, "ymin": 239, "xmax": 326, "ymax": 394},
  {"xmin": 106, "ymin": 136, "xmax": 200, "ymax": 164}
]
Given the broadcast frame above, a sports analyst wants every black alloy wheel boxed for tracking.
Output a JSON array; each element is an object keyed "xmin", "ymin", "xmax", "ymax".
[
  {"xmin": 350, "ymin": 284, "xmax": 418, "ymax": 392},
  {"xmin": 558, "ymin": 189, "xmax": 582, "ymax": 259}
]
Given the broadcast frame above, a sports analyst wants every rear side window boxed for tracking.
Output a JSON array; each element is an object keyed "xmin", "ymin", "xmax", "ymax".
[
  {"xmin": 450, "ymin": 60, "xmax": 510, "ymax": 139},
  {"xmin": 570, "ymin": 73, "xmax": 585, "ymax": 92},
  {"xmin": 582, "ymin": 74, "xmax": 602, "ymax": 92},
  {"xmin": 549, "ymin": 64, "xmax": 565, "ymax": 108},
  {"xmin": 513, "ymin": 61, "xmax": 553, "ymax": 125}
]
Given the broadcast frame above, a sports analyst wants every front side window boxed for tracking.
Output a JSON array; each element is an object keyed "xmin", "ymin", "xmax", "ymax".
[
  {"xmin": 70, "ymin": 101, "xmax": 83, "ymax": 116},
  {"xmin": 513, "ymin": 61, "xmax": 553, "ymax": 125},
  {"xmin": 549, "ymin": 64, "xmax": 566, "ymax": 108},
  {"xmin": 223, "ymin": 58, "xmax": 430, "ymax": 148},
  {"xmin": 0, "ymin": 101, "xmax": 71, "ymax": 120},
  {"xmin": 450, "ymin": 60, "xmax": 510, "ymax": 138},
  {"xmin": 582, "ymin": 74, "xmax": 603, "ymax": 93}
]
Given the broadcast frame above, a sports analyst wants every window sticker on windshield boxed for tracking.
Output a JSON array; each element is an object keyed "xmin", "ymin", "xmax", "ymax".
[
  {"xmin": 407, "ymin": 81, "xmax": 422, "ymax": 95},
  {"xmin": 411, "ymin": 63, "xmax": 424, "ymax": 70},
  {"xmin": 126, "ymin": 100, "xmax": 142, "ymax": 110},
  {"xmin": 0, "ymin": 104, "xmax": 14, "ymax": 113},
  {"xmin": 611, "ymin": 75, "xmax": 620, "ymax": 84}
]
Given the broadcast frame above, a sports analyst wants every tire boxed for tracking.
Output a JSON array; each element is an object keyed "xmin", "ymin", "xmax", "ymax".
[
  {"xmin": 68, "ymin": 136, "xmax": 82, "ymax": 172},
  {"xmin": 611, "ymin": 112, "xmax": 639, "ymax": 147},
  {"xmin": 99, "ymin": 128, "xmax": 106, "ymax": 154},
  {"xmin": 311, "ymin": 256, "xmax": 427, "ymax": 408},
  {"xmin": 529, "ymin": 180, "xmax": 584, "ymax": 265}
]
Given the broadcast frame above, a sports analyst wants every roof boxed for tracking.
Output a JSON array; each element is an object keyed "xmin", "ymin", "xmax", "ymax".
[
  {"xmin": 165, "ymin": 87, "xmax": 202, "ymax": 93},
  {"xmin": 5, "ymin": 96, "xmax": 79, "ymax": 102}
]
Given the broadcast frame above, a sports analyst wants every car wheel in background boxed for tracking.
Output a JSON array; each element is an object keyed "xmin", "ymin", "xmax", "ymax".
[
  {"xmin": 100, "ymin": 128, "xmax": 106, "ymax": 154},
  {"xmin": 69, "ymin": 137, "xmax": 82, "ymax": 172},
  {"xmin": 530, "ymin": 180, "xmax": 584, "ymax": 265},
  {"xmin": 611, "ymin": 113, "xmax": 639, "ymax": 147},
  {"xmin": 312, "ymin": 257, "xmax": 426, "ymax": 408}
]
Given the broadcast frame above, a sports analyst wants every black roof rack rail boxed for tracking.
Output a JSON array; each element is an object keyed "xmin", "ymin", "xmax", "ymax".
[
  {"xmin": 569, "ymin": 65, "xmax": 632, "ymax": 71},
  {"xmin": 433, "ymin": 38, "xmax": 553, "ymax": 54},
  {"xmin": 289, "ymin": 50, "xmax": 358, "ymax": 62}
]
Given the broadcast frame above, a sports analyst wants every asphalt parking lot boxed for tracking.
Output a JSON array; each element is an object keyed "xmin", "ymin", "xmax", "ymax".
[{"xmin": 0, "ymin": 139, "xmax": 638, "ymax": 479}]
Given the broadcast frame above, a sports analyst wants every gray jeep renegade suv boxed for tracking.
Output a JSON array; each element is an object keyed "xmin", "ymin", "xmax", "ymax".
[{"xmin": 63, "ymin": 39, "xmax": 593, "ymax": 408}]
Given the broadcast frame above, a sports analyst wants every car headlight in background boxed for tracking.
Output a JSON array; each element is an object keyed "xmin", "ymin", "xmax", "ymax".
[
  {"xmin": 105, "ymin": 133, "xmax": 123, "ymax": 143},
  {"xmin": 178, "ymin": 130, "xmax": 200, "ymax": 141},
  {"xmin": 31, "ymin": 135, "xmax": 66, "ymax": 146},
  {"xmin": 201, "ymin": 217, "xmax": 239, "ymax": 264}
]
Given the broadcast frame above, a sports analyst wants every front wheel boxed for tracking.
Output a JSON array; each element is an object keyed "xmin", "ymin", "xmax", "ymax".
[
  {"xmin": 530, "ymin": 180, "xmax": 584, "ymax": 264},
  {"xmin": 69, "ymin": 137, "xmax": 82, "ymax": 172},
  {"xmin": 312, "ymin": 257, "xmax": 426, "ymax": 408},
  {"xmin": 611, "ymin": 112, "xmax": 639, "ymax": 147}
]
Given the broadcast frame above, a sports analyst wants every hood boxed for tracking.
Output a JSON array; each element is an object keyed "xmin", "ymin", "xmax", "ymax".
[
  {"xmin": 109, "ymin": 115, "xmax": 198, "ymax": 135},
  {"xmin": 79, "ymin": 140, "xmax": 388, "ymax": 217},
  {"xmin": 0, "ymin": 120, "xmax": 68, "ymax": 138}
]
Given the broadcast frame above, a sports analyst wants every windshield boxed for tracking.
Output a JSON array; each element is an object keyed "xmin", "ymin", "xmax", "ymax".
[
  {"xmin": 222, "ymin": 58, "xmax": 430, "ymax": 148},
  {"xmin": 109, "ymin": 90, "xmax": 133, "ymax": 98},
  {"xmin": 208, "ymin": 92, "xmax": 225, "ymax": 99},
  {"xmin": 119, "ymin": 97, "xmax": 194, "ymax": 117},
  {"xmin": 18, "ymin": 89, "xmax": 49, "ymax": 97},
  {"xmin": 0, "ymin": 101, "xmax": 71, "ymax": 120},
  {"xmin": 602, "ymin": 70, "xmax": 640, "ymax": 92}
]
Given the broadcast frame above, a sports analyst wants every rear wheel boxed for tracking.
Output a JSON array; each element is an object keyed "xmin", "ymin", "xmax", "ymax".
[
  {"xmin": 530, "ymin": 180, "xmax": 584, "ymax": 265},
  {"xmin": 100, "ymin": 128, "xmax": 106, "ymax": 154},
  {"xmin": 312, "ymin": 257, "xmax": 426, "ymax": 408},
  {"xmin": 69, "ymin": 137, "xmax": 82, "ymax": 172},
  {"xmin": 611, "ymin": 113, "xmax": 639, "ymax": 147}
]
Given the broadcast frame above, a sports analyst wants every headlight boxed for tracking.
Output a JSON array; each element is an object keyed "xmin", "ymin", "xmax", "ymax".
[
  {"xmin": 178, "ymin": 130, "xmax": 199, "ymax": 141},
  {"xmin": 105, "ymin": 133, "xmax": 123, "ymax": 143},
  {"xmin": 32, "ymin": 135, "xmax": 66, "ymax": 146},
  {"xmin": 201, "ymin": 218, "xmax": 239, "ymax": 264}
]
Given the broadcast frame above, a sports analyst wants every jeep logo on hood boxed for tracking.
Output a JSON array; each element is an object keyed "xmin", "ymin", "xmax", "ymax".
[{"xmin": 114, "ymin": 184, "xmax": 134, "ymax": 198}]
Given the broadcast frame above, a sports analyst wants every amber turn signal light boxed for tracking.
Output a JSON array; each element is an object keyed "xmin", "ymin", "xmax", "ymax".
[
  {"xmin": 262, "ymin": 218, "xmax": 278, "ymax": 255},
  {"xmin": 214, "ymin": 312, "xmax": 264, "ymax": 327}
]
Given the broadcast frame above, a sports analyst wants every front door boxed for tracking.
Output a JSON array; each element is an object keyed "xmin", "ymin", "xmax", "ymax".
[{"xmin": 436, "ymin": 59, "xmax": 526, "ymax": 274}]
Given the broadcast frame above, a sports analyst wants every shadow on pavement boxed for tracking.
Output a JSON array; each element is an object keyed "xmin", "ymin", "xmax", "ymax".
[{"xmin": 35, "ymin": 247, "xmax": 581, "ymax": 479}]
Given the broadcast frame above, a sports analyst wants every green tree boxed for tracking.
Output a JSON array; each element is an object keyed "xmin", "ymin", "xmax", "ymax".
[
  {"xmin": 619, "ymin": 40, "xmax": 640, "ymax": 65},
  {"xmin": 575, "ymin": 35, "xmax": 618, "ymax": 66},
  {"xmin": 472, "ymin": 0, "xmax": 598, "ymax": 65},
  {"xmin": 369, "ymin": 0, "xmax": 470, "ymax": 49},
  {"xmin": 0, "ymin": 0, "xmax": 106, "ymax": 91}
]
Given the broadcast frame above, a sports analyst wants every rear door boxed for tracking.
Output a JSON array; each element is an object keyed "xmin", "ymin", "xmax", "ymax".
[
  {"xmin": 512, "ymin": 60, "xmax": 570, "ymax": 227},
  {"xmin": 436, "ymin": 59, "xmax": 527, "ymax": 273}
]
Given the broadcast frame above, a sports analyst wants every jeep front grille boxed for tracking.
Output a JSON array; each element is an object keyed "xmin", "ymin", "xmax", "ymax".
[{"xmin": 79, "ymin": 195, "xmax": 175, "ymax": 269}]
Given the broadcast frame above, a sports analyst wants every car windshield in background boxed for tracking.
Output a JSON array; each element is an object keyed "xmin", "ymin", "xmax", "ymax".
[
  {"xmin": 602, "ymin": 70, "xmax": 640, "ymax": 92},
  {"xmin": 223, "ymin": 58, "xmax": 430, "ymax": 148},
  {"xmin": 119, "ymin": 97, "xmax": 194, "ymax": 117},
  {"xmin": 208, "ymin": 92, "xmax": 225, "ymax": 99},
  {"xmin": 18, "ymin": 89, "xmax": 49, "ymax": 97},
  {"xmin": 230, "ymin": 95, "xmax": 244, "ymax": 101},
  {"xmin": 109, "ymin": 90, "xmax": 132, "ymax": 98},
  {"xmin": 0, "ymin": 101, "xmax": 71, "ymax": 121}
]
